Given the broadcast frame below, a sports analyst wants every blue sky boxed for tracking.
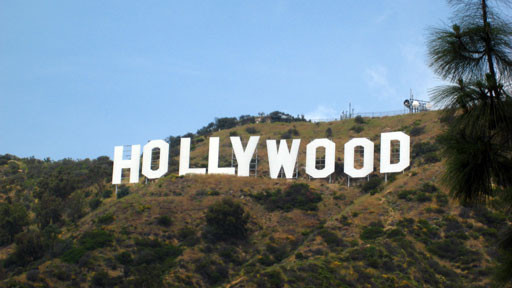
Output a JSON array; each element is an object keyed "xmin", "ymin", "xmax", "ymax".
[{"xmin": 0, "ymin": 1, "xmax": 452, "ymax": 160}]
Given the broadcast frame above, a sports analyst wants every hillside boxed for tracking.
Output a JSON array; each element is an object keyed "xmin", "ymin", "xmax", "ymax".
[{"xmin": 0, "ymin": 111, "xmax": 509, "ymax": 287}]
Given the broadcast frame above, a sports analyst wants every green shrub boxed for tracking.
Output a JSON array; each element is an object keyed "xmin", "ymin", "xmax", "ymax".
[
  {"xmin": 427, "ymin": 238, "xmax": 481, "ymax": 264},
  {"xmin": 251, "ymin": 183, "xmax": 322, "ymax": 212},
  {"xmin": 218, "ymin": 245, "xmax": 242, "ymax": 264},
  {"xmin": 61, "ymin": 246, "xmax": 87, "ymax": 263},
  {"xmin": 420, "ymin": 183, "xmax": 439, "ymax": 193},
  {"xmin": 79, "ymin": 230, "xmax": 114, "ymax": 250},
  {"xmin": 386, "ymin": 228, "xmax": 405, "ymax": 238},
  {"xmin": 414, "ymin": 219, "xmax": 440, "ymax": 243},
  {"xmin": 259, "ymin": 269, "xmax": 285, "ymax": 288},
  {"xmin": 354, "ymin": 115, "xmax": 365, "ymax": 124},
  {"xmin": 266, "ymin": 243, "xmax": 290, "ymax": 262},
  {"xmin": 102, "ymin": 189, "xmax": 113, "ymax": 198},
  {"xmin": 435, "ymin": 193, "xmax": 449, "ymax": 207},
  {"xmin": 89, "ymin": 198, "xmax": 102, "ymax": 210},
  {"xmin": 26, "ymin": 269, "xmax": 40, "ymax": 282},
  {"xmin": 325, "ymin": 127, "xmax": 333, "ymax": 138},
  {"xmin": 0, "ymin": 202, "xmax": 29, "ymax": 245},
  {"xmin": 133, "ymin": 238, "xmax": 182, "ymax": 266},
  {"xmin": 398, "ymin": 190, "xmax": 416, "ymax": 201},
  {"xmin": 91, "ymin": 270, "xmax": 121, "ymax": 287},
  {"xmin": 473, "ymin": 207, "xmax": 507, "ymax": 229},
  {"xmin": 203, "ymin": 198, "xmax": 250, "ymax": 242},
  {"xmin": 423, "ymin": 152, "xmax": 441, "ymax": 163},
  {"xmin": 410, "ymin": 126, "xmax": 426, "ymax": 136},
  {"xmin": 318, "ymin": 229, "xmax": 345, "ymax": 248},
  {"xmin": 7, "ymin": 230, "xmax": 44, "ymax": 267},
  {"xmin": 281, "ymin": 128, "xmax": 300, "ymax": 139},
  {"xmin": 229, "ymin": 130, "xmax": 239, "ymax": 136},
  {"xmin": 96, "ymin": 213, "xmax": 115, "ymax": 225},
  {"xmin": 361, "ymin": 177, "xmax": 383, "ymax": 194},
  {"xmin": 116, "ymin": 251, "xmax": 133, "ymax": 266},
  {"xmin": 177, "ymin": 227, "xmax": 200, "ymax": 247},
  {"xmin": 360, "ymin": 221, "xmax": 385, "ymax": 240},
  {"xmin": 195, "ymin": 256, "xmax": 228, "ymax": 285},
  {"xmin": 117, "ymin": 186, "xmax": 130, "ymax": 199},
  {"xmin": 245, "ymin": 127, "xmax": 259, "ymax": 134},
  {"xmin": 350, "ymin": 125, "xmax": 364, "ymax": 133},
  {"xmin": 415, "ymin": 192, "xmax": 432, "ymax": 202},
  {"xmin": 412, "ymin": 141, "xmax": 439, "ymax": 157},
  {"xmin": 156, "ymin": 215, "xmax": 172, "ymax": 227}
]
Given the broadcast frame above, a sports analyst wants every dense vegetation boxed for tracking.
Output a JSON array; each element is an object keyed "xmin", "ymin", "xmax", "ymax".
[{"xmin": 0, "ymin": 110, "xmax": 510, "ymax": 287}]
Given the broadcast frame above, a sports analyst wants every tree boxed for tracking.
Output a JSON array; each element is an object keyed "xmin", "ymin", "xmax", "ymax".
[
  {"xmin": 427, "ymin": 0, "xmax": 512, "ymax": 283},
  {"xmin": 7, "ymin": 230, "xmax": 45, "ymax": 267},
  {"xmin": 203, "ymin": 198, "xmax": 250, "ymax": 242},
  {"xmin": 428, "ymin": 0, "xmax": 512, "ymax": 203},
  {"xmin": 0, "ymin": 202, "xmax": 29, "ymax": 245},
  {"xmin": 66, "ymin": 192, "xmax": 86, "ymax": 223},
  {"xmin": 35, "ymin": 192, "xmax": 63, "ymax": 229}
]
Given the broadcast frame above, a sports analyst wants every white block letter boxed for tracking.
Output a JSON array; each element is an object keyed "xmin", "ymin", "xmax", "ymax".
[
  {"xmin": 179, "ymin": 138, "xmax": 206, "ymax": 176},
  {"xmin": 380, "ymin": 132, "xmax": 410, "ymax": 173},
  {"xmin": 266, "ymin": 139, "xmax": 301, "ymax": 179},
  {"xmin": 208, "ymin": 137, "xmax": 235, "ymax": 175},
  {"xmin": 344, "ymin": 138, "xmax": 374, "ymax": 178},
  {"xmin": 112, "ymin": 145, "xmax": 141, "ymax": 184},
  {"xmin": 306, "ymin": 138, "xmax": 335, "ymax": 178},
  {"xmin": 142, "ymin": 140, "xmax": 169, "ymax": 179},
  {"xmin": 231, "ymin": 136, "xmax": 259, "ymax": 176}
]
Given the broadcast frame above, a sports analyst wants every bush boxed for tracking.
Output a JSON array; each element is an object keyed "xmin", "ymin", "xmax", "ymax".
[
  {"xmin": 360, "ymin": 221, "xmax": 385, "ymax": 240},
  {"xmin": 280, "ymin": 128, "xmax": 300, "ymax": 139},
  {"xmin": 204, "ymin": 198, "xmax": 250, "ymax": 242},
  {"xmin": 473, "ymin": 207, "xmax": 507, "ymax": 229},
  {"xmin": 318, "ymin": 229, "xmax": 345, "ymax": 248},
  {"xmin": 245, "ymin": 126, "xmax": 259, "ymax": 134},
  {"xmin": 117, "ymin": 186, "xmax": 130, "ymax": 199},
  {"xmin": 350, "ymin": 125, "xmax": 364, "ymax": 133},
  {"xmin": 61, "ymin": 246, "xmax": 87, "ymax": 263},
  {"xmin": 116, "ymin": 251, "xmax": 133, "ymax": 266},
  {"xmin": 410, "ymin": 126, "xmax": 426, "ymax": 136},
  {"xmin": 354, "ymin": 115, "xmax": 365, "ymax": 124},
  {"xmin": 361, "ymin": 177, "xmax": 383, "ymax": 194},
  {"xmin": 177, "ymin": 227, "xmax": 200, "ymax": 247},
  {"xmin": 79, "ymin": 230, "xmax": 114, "ymax": 250},
  {"xmin": 386, "ymin": 228, "xmax": 405, "ymax": 238},
  {"xmin": 156, "ymin": 215, "xmax": 172, "ymax": 227},
  {"xmin": 412, "ymin": 141, "xmax": 439, "ymax": 158},
  {"xmin": 436, "ymin": 193, "xmax": 449, "ymax": 207},
  {"xmin": 325, "ymin": 127, "xmax": 333, "ymax": 138},
  {"xmin": 259, "ymin": 270, "xmax": 285, "ymax": 288},
  {"xmin": 427, "ymin": 238, "xmax": 481, "ymax": 264},
  {"xmin": 91, "ymin": 270, "xmax": 121, "ymax": 287},
  {"xmin": 96, "ymin": 213, "xmax": 115, "ymax": 225},
  {"xmin": 251, "ymin": 183, "xmax": 322, "ymax": 212},
  {"xmin": 7, "ymin": 230, "xmax": 45, "ymax": 267},
  {"xmin": 195, "ymin": 256, "xmax": 228, "ymax": 285},
  {"xmin": 423, "ymin": 152, "xmax": 441, "ymax": 163},
  {"xmin": 229, "ymin": 131, "xmax": 239, "ymax": 136},
  {"xmin": 133, "ymin": 238, "xmax": 182, "ymax": 266},
  {"xmin": 0, "ymin": 202, "xmax": 29, "ymax": 245},
  {"xmin": 26, "ymin": 269, "xmax": 40, "ymax": 282},
  {"xmin": 89, "ymin": 198, "xmax": 102, "ymax": 210},
  {"xmin": 398, "ymin": 190, "xmax": 416, "ymax": 201},
  {"xmin": 414, "ymin": 192, "xmax": 432, "ymax": 202},
  {"xmin": 102, "ymin": 189, "xmax": 113, "ymax": 198}
]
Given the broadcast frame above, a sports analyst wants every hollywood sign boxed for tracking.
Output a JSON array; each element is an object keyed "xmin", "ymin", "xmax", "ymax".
[{"xmin": 112, "ymin": 132, "xmax": 410, "ymax": 185}]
